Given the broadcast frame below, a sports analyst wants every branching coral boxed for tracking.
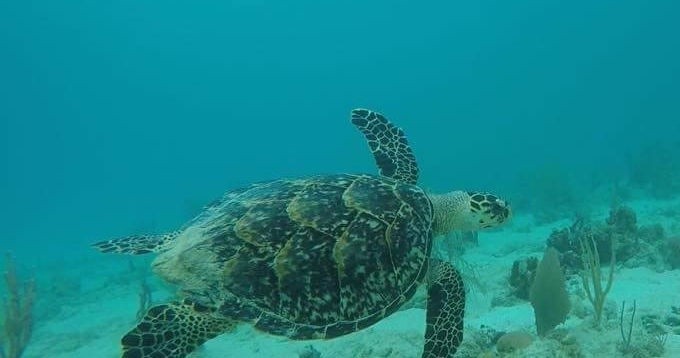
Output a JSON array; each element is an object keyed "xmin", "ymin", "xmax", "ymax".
[
  {"xmin": 578, "ymin": 234, "xmax": 615, "ymax": 328},
  {"xmin": 0, "ymin": 254, "xmax": 35, "ymax": 358}
]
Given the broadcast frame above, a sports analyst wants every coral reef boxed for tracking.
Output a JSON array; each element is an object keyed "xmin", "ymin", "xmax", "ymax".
[
  {"xmin": 664, "ymin": 306, "xmax": 680, "ymax": 335},
  {"xmin": 508, "ymin": 257, "xmax": 538, "ymax": 300},
  {"xmin": 454, "ymin": 325, "xmax": 503, "ymax": 357},
  {"xmin": 1, "ymin": 254, "xmax": 36, "ymax": 358},
  {"xmin": 495, "ymin": 330, "xmax": 533, "ymax": 353},
  {"xmin": 547, "ymin": 205, "xmax": 670, "ymax": 273},
  {"xmin": 458, "ymin": 325, "xmax": 583, "ymax": 357},
  {"xmin": 606, "ymin": 205, "xmax": 637, "ymax": 234}
]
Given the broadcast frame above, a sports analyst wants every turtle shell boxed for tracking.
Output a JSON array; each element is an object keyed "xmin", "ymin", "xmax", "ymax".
[{"xmin": 152, "ymin": 173, "xmax": 433, "ymax": 340}]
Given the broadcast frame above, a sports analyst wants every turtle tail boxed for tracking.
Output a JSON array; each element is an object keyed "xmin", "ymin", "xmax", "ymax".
[{"xmin": 92, "ymin": 231, "xmax": 179, "ymax": 255}]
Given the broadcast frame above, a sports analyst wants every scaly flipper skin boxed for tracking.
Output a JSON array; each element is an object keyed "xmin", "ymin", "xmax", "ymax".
[
  {"xmin": 423, "ymin": 259, "xmax": 465, "ymax": 358},
  {"xmin": 351, "ymin": 108, "xmax": 419, "ymax": 185},
  {"xmin": 92, "ymin": 232, "xmax": 179, "ymax": 255},
  {"xmin": 121, "ymin": 299, "xmax": 234, "ymax": 358}
]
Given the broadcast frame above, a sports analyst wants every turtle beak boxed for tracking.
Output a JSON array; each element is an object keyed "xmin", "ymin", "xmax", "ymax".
[{"xmin": 491, "ymin": 199, "xmax": 512, "ymax": 223}]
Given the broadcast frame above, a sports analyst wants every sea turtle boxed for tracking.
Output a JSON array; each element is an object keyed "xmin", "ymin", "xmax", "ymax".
[{"xmin": 93, "ymin": 109, "xmax": 511, "ymax": 358}]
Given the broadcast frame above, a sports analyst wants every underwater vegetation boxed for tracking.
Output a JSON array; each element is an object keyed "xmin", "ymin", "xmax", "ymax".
[
  {"xmin": 546, "ymin": 205, "xmax": 669, "ymax": 273},
  {"xmin": 528, "ymin": 247, "xmax": 571, "ymax": 335},
  {"xmin": 0, "ymin": 254, "xmax": 35, "ymax": 358},
  {"xmin": 472, "ymin": 203, "xmax": 679, "ymax": 357},
  {"xmin": 577, "ymin": 230, "xmax": 615, "ymax": 328},
  {"xmin": 618, "ymin": 300, "xmax": 671, "ymax": 358}
]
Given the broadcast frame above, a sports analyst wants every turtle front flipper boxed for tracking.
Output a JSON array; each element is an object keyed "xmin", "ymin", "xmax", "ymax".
[
  {"xmin": 122, "ymin": 299, "xmax": 234, "ymax": 358},
  {"xmin": 423, "ymin": 259, "xmax": 465, "ymax": 358},
  {"xmin": 350, "ymin": 108, "xmax": 419, "ymax": 185},
  {"xmin": 92, "ymin": 232, "xmax": 179, "ymax": 255}
]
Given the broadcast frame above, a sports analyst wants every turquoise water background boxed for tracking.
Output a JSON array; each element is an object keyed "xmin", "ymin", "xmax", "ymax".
[{"xmin": 2, "ymin": 0, "xmax": 679, "ymax": 262}]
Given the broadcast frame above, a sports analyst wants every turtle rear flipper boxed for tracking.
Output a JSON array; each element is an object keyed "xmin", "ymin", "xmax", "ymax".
[
  {"xmin": 92, "ymin": 232, "xmax": 179, "ymax": 255},
  {"xmin": 351, "ymin": 108, "xmax": 419, "ymax": 184},
  {"xmin": 122, "ymin": 299, "xmax": 234, "ymax": 358},
  {"xmin": 423, "ymin": 260, "xmax": 465, "ymax": 358}
]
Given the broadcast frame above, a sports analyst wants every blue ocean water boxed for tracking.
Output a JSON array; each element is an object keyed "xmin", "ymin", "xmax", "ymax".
[
  {"xmin": 1, "ymin": 1, "xmax": 680, "ymax": 357},
  {"xmin": 2, "ymin": 0, "xmax": 679, "ymax": 258}
]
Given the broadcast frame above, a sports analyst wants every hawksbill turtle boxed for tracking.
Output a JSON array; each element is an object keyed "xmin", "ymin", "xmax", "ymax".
[{"xmin": 93, "ymin": 109, "xmax": 511, "ymax": 358}]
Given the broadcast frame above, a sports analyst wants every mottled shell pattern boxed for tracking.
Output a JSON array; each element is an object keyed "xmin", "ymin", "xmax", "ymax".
[{"xmin": 153, "ymin": 173, "xmax": 434, "ymax": 339}]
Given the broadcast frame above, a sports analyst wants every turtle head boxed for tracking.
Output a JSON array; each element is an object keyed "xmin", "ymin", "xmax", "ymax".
[
  {"xmin": 430, "ymin": 191, "xmax": 511, "ymax": 235},
  {"xmin": 466, "ymin": 191, "xmax": 512, "ymax": 229}
]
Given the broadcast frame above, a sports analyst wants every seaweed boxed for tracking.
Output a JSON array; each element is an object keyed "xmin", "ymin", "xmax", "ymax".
[
  {"xmin": 0, "ymin": 254, "xmax": 35, "ymax": 358},
  {"xmin": 578, "ymin": 234, "xmax": 615, "ymax": 328}
]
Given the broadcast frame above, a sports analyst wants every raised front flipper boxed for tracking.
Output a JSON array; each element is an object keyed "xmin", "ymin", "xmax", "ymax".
[
  {"xmin": 92, "ymin": 232, "xmax": 179, "ymax": 255},
  {"xmin": 122, "ymin": 299, "xmax": 234, "ymax": 358},
  {"xmin": 423, "ymin": 260, "xmax": 465, "ymax": 358},
  {"xmin": 350, "ymin": 108, "xmax": 419, "ymax": 185}
]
